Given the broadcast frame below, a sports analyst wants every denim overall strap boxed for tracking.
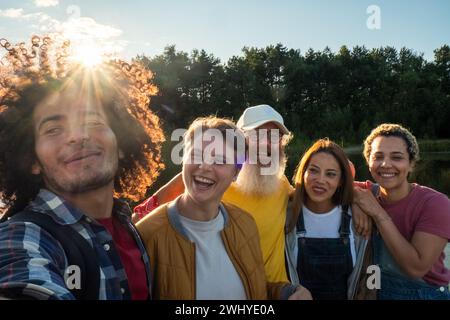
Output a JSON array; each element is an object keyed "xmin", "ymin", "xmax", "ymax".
[
  {"xmin": 369, "ymin": 183, "xmax": 450, "ymax": 300},
  {"xmin": 296, "ymin": 207, "xmax": 306, "ymax": 238},
  {"xmin": 373, "ymin": 231, "xmax": 450, "ymax": 300},
  {"xmin": 339, "ymin": 205, "xmax": 351, "ymax": 243},
  {"xmin": 296, "ymin": 206, "xmax": 354, "ymax": 300}
]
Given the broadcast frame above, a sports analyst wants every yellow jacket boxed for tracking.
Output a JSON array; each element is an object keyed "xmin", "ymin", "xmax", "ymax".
[{"xmin": 136, "ymin": 200, "xmax": 295, "ymax": 300}]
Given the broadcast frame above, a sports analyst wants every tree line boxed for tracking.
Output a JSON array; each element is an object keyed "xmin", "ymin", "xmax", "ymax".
[{"xmin": 136, "ymin": 44, "xmax": 450, "ymax": 145}]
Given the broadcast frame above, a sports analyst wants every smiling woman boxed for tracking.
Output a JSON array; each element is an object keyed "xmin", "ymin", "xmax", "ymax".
[
  {"xmin": 136, "ymin": 116, "xmax": 308, "ymax": 300},
  {"xmin": 354, "ymin": 123, "xmax": 450, "ymax": 300},
  {"xmin": 285, "ymin": 138, "xmax": 364, "ymax": 300}
]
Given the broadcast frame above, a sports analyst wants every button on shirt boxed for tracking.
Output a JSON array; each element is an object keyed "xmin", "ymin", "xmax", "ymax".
[
  {"xmin": 0, "ymin": 189, "xmax": 152, "ymax": 300},
  {"xmin": 97, "ymin": 216, "xmax": 149, "ymax": 300}
]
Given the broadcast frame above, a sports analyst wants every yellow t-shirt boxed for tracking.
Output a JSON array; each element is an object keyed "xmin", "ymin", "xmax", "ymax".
[{"xmin": 222, "ymin": 176, "xmax": 294, "ymax": 283}]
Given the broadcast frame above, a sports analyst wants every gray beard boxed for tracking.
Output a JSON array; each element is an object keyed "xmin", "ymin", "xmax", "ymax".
[{"xmin": 234, "ymin": 151, "xmax": 286, "ymax": 196}]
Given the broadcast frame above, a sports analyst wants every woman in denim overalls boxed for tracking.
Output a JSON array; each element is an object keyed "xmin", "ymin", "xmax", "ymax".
[
  {"xmin": 285, "ymin": 139, "xmax": 366, "ymax": 300},
  {"xmin": 354, "ymin": 123, "xmax": 450, "ymax": 300}
]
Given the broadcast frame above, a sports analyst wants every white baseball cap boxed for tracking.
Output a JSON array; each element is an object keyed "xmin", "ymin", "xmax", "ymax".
[{"xmin": 237, "ymin": 104, "xmax": 290, "ymax": 135}]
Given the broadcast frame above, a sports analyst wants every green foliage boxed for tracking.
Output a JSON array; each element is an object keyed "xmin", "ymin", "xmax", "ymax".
[{"xmin": 136, "ymin": 43, "xmax": 450, "ymax": 146}]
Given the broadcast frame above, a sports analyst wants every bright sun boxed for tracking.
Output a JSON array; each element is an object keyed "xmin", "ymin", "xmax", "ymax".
[{"xmin": 74, "ymin": 44, "xmax": 104, "ymax": 67}]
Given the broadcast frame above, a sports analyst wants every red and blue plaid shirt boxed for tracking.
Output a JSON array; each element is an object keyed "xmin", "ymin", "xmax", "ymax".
[{"xmin": 0, "ymin": 189, "xmax": 152, "ymax": 300}]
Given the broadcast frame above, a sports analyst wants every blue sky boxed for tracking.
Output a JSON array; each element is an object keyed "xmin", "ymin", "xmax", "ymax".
[{"xmin": 1, "ymin": 0, "xmax": 449, "ymax": 63}]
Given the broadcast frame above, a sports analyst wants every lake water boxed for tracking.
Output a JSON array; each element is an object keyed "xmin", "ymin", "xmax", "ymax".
[{"xmin": 347, "ymin": 151, "xmax": 450, "ymax": 275}]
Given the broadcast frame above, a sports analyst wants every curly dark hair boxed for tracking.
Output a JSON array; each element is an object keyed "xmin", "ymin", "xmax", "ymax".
[
  {"xmin": 0, "ymin": 35, "xmax": 165, "ymax": 217},
  {"xmin": 363, "ymin": 123, "xmax": 420, "ymax": 164}
]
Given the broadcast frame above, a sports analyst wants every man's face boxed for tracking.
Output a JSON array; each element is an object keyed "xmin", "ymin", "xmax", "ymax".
[
  {"xmin": 31, "ymin": 87, "xmax": 119, "ymax": 195},
  {"xmin": 235, "ymin": 122, "xmax": 287, "ymax": 195},
  {"xmin": 244, "ymin": 122, "xmax": 284, "ymax": 176},
  {"xmin": 246, "ymin": 122, "xmax": 282, "ymax": 163}
]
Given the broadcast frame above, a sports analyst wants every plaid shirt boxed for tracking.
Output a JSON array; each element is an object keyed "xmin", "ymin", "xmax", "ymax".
[{"xmin": 0, "ymin": 189, "xmax": 152, "ymax": 300}]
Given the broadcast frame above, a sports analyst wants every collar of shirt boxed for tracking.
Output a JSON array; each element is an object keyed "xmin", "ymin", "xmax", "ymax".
[{"xmin": 27, "ymin": 188, "xmax": 133, "ymax": 226}]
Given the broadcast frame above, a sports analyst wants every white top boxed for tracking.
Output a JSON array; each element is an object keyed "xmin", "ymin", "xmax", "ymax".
[
  {"xmin": 296, "ymin": 205, "xmax": 356, "ymax": 266},
  {"xmin": 178, "ymin": 208, "xmax": 247, "ymax": 300}
]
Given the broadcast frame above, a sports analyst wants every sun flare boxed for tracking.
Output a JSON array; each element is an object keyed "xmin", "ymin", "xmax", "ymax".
[{"xmin": 74, "ymin": 44, "xmax": 104, "ymax": 67}]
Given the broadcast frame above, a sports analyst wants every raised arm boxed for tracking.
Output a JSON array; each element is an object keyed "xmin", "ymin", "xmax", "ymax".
[
  {"xmin": 353, "ymin": 187, "xmax": 448, "ymax": 279},
  {"xmin": 154, "ymin": 172, "xmax": 185, "ymax": 204},
  {"xmin": 133, "ymin": 172, "xmax": 185, "ymax": 223}
]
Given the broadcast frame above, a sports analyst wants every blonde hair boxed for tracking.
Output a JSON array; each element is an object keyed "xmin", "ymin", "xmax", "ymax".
[
  {"xmin": 184, "ymin": 116, "xmax": 239, "ymax": 142},
  {"xmin": 183, "ymin": 116, "xmax": 246, "ymax": 165}
]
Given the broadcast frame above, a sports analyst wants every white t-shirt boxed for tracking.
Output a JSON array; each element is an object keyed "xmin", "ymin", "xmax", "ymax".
[
  {"xmin": 296, "ymin": 205, "xmax": 356, "ymax": 266},
  {"xmin": 178, "ymin": 209, "xmax": 247, "ymax": 300}
]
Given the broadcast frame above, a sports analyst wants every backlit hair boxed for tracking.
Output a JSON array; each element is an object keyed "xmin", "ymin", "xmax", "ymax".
[{"xmin": 0, "ymin": 35, "xmax": 164, "ymax": 216}]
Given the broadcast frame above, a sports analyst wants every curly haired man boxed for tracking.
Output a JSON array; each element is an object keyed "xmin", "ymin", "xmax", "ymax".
[{"xmin": 0, "ymin": 36, "xmax": 164, "ymax": 300}]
